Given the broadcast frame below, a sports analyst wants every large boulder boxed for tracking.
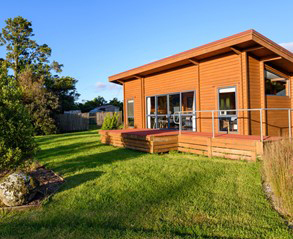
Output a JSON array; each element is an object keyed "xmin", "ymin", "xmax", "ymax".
[{"xmin": 0, "ymin": 172, "xmax": 38, "ymax": 207}]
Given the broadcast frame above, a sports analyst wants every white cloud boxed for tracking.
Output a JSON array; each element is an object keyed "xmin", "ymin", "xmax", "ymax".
[
  {"xmin": 96, "ymin": 82, "xmax": 107, "ymax": 90},
  {"xmin": 279, "ymin": 42, "xmax": 293, "ymax": 52},
  {"xmin": 96, "ymin": 81, "xmax": 122, "ymax": 92}
]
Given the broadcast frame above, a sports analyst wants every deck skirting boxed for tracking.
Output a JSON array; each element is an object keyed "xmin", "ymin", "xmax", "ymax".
[{"xmin": 100, "ymin": 130, "xmax": 269, "ymax": 161}]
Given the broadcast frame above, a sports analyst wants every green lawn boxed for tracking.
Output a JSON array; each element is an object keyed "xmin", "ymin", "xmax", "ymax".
[{"xmin": 0, "ymin": 130, "xmax": 291, "ymax": 239}]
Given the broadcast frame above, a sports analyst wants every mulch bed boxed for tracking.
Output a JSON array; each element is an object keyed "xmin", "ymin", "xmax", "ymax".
[{"xmin": 0, "ymin": 166, "xmax": 64, "ymax": 211}]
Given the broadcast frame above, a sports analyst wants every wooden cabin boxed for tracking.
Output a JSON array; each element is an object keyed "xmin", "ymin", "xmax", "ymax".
[{"xmin": 109, "ymin": 30, "xmax": 293, "ymax": 137}]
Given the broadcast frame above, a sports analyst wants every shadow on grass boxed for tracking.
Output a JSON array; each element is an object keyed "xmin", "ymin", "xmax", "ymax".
[
  {"xmin": 59, "ymin": 171, "xmax": 105, "ymax": 193},
  {"xmin": 52, "ymin": 147, "xmax": 144, "ymax": 175},
  {"xmin": 36, "ymin": 130, "xmax": 99, "ymax": 144},
  {"xmin": 37, "ymin": 141, "xmax": 103, "ymax": 160}
]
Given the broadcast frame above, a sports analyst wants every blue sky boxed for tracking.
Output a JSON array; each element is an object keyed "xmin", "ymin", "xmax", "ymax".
[{"xmin": 1, "ymin": 0, "xmax": 293, "ymax": 102}]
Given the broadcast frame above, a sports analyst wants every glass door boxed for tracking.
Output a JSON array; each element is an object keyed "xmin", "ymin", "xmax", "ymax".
[
  {"xmin": 218, "ymin": 87, "xmax": 237, "ymax": 133},
  {"xmin": 168, "ymin": 94, "xmax": 180, "ymax": 129},
  {"xmin": 157, "ymin": 95, "xmax": 168, "ymax": 129},
  {"xmin": 181, "ymin": 92, "xmax": 196, "ymax": 131},
  {"xmin": 146, "ymin": 91, "xmax": 196, "ymax": 131}
]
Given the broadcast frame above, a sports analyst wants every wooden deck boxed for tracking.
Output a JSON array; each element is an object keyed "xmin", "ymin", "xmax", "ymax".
[{"xmin": 99, "ymin": 129, "xmax": 278, "ymax": 161}]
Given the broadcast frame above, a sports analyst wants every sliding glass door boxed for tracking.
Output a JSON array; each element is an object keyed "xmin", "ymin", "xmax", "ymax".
[{"xmin": 146, "ymin": 91, "xmax": 196, "ymax": 131}]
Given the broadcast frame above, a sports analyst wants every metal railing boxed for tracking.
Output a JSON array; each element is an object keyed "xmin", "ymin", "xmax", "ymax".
[{"xmin": 173, "ymin": 108, "xmax": 293, "ymax": 142}]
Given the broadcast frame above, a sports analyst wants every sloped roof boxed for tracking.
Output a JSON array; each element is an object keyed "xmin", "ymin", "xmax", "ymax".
[{"xmin": 109, "ymin": 29, "xmax": 293, "ymax": 84}]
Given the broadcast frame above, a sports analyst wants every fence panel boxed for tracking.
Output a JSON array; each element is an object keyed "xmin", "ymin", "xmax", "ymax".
[
  {"xmin": 57, "ymin": 113, "xmax": 89, "ymax": 132},
  {"xmin": 95, "ymin": 111, "xmax": 123, "ymax": 126}
]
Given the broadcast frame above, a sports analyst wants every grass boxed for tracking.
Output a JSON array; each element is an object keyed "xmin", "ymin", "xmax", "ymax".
[
  {"xmin": 263, "ymin": 139, "xmax": 293, "ymax": 221},
  {"xmin": 0, "ymin": 130, "xmax": 291, "ymax": 239}
]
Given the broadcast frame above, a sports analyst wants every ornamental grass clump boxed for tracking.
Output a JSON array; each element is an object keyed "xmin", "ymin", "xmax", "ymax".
[
  {"xmin": 101, "ymin": 113, "xmax": 120, "ymax": 130},
  {"xmin": 263, "ymin": 139, "xmax": 293, "ymax": 220}
]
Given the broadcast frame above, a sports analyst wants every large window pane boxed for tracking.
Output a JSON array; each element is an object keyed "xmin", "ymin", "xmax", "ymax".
[
  {"xmin": 182, "ymin": 92, "xmax": 194, "ymax": 113},
  {"xmin": 127, "ymin": 100, "xmax": 134, "ymax": 117},
  {"xmin": 219, "ymin": 88, "xmax": 236, "ymax": 116},
  {"xmin": 127, "ymin": 100, "xmax": 134, "ymax": 127},
  {"xmin": 169, "ymin": 94, "xmax": 180, "ymax": 114},
  {"xmin": 147, "ymin": 116, "xmax": 156, "ymax": 129},
  {"xmin": 146, "ymin": 96, "xmax": 155, "ymax": 115},
  {"xmin": 169, "ymin": 115, "xmax": 180, "ymax": 129},
  {"xmin": 157, "ymin": 95, "xmax": 167, "ymax": 115},
  {"xmin": 265, "ymin": 70, "xmax": 287, "ymax": 96},
  {"xmin": 219, "ymin": 117, "xmax": 238, "ymax": 132},
  {"xmin": 181, "ymin": 115, "xmax": 194, "ymax": 131},
  {"xmin": 157, "ymin": 116, "xmax": 168, "ymax": 129}
]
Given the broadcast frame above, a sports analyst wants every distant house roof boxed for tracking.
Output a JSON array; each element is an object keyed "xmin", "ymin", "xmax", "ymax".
[
  {"xmin": 89, "ymin": 104, "xmax": 119, "ymax": 113},
  {"xmin": 109, "ymin": 29, "xmax": 293, "ymax": 84}
]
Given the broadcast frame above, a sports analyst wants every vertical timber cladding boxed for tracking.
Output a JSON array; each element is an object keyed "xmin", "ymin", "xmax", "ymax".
[
  {"xmin": 144, "ymin": 64, "xmax": 198, "ymax": 96},
  {"xmin": 124, "ymin": 79, "xmax": 143, "ymax": 128},
  {"xmin": 248, "ymin": 55, "xmax": 261, "ymax": 135},
  {"xmin": 199, "ymin": 53, "xmax": 242, "ymax": 133},
  {"xmin": 144, "ymin": 64, "xmax": 198, "ymax": 127}
]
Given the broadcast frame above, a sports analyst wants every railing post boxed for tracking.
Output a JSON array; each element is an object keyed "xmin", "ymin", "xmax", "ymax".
[
  {"xmin": 288, "ymin": 109, "xmax": 292, "ymax": 140},
  {"xmin": 260, "ymin": 109, "xmax": 263, "ymax": 142},
  {"xmin": 212, "ymin": 110, "xmax": 215, "ymax": 138}
]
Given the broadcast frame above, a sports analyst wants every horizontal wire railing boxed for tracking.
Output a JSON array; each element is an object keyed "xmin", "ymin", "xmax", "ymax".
[{"xmin": 173, "ymin": 108, "xmax": 293, "ymax": 142}]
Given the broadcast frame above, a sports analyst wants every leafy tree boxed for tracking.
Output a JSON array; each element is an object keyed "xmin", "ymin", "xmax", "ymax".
[
  {"xmin": 78, "ymin": 96, "xmax": 107, "ymax": 112},
  {"xmin": 0, "ymin": 62, "xmax": 37, "ymax": 170},
  {"xmin": 0, "ymin": 16, "xmax": 52, "ymax": 79},
  {"xmin": 18, "ymin": 68, "xmax": 59, "ymax": 135},
  {"xmin": 109, "ymin": 97, "xmax": 123, "ymax": 111},
  {"xmin": 0, "ymin": 16, "xmax": 80, "ymax": 133},
  {"xmin": 46, "ymin": 76, "xmax": 80, "ymax": 113}
]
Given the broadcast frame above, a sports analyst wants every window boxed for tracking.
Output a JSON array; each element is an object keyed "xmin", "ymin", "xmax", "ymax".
[
  {"xmin": 127, "ymin": 100, "xmax": 134, "ymax": 127},
  {"xmin": 146, "ymin": 91, "xmax": 196, "ymax": 131},
  {"xmin": 265, "ymin": 70, "xmax": 288, "ymax": 96},
  {"xmin": 218, "ymin": 87, "xmax": 237, "ymax": 132}
]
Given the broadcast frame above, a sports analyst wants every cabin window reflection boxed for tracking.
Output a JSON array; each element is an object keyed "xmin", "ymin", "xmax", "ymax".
[
  {"xmin": 127, "ymin": 100, "xmax": 134, "ymax": 127},
  {"xmin": 265, "ymin": 70, "xmax": 288, "ymax": 96}
]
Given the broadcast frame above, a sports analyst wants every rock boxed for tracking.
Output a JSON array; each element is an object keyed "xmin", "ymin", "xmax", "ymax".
[{"xmin": 0, "ymin": 172, "xmax": 38, "ymax": 207}]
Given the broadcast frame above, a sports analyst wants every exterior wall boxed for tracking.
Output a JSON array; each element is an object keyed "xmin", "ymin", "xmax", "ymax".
[
  {"xmin": 247, "ymin": 55, "xmax": 261, "ymax": 135},
  {"xmin": 144, "ymin": 64, "xmax": 198, "ymax": 96},
  {"xmin": 199, "ymin": 53, "xmax": 242, "ymax": 133},
  {"xmin": 122, "ymin": 52, "xmax": 292, "ymax": 137},
  {"xmin": 265, "ymin": 66, "xmax": 291, "ymax": 136},
  {"xmin": 124, "ymin": 79, "xmax": 143, "ymax": 128},
  {"xmin": 266, "ymin": 96, "xmax": 290, "ymax": 136}
]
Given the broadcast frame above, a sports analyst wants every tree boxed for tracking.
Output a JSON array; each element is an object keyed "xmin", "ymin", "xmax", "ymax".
[
  {"xmin": 0, "ymin": 16, "xmax": 80, "ymax": 133},
  {"xmin": 109, "ymin": 97, "xmax": 123, "ymax": 111},
  {"xmin": 78, "ymin": 96, "xmax": 107, "ymax": 112},
  {"xmin": 0, "ymin": 16, "xmax": 52, "ymax": 79},
  {"xmin": 0, "ymin": 62, "xmax": 37, "ymax": 170},
  {"xmin": 46, "ymin": 76, "xmax": 80, "ymax": 113},
  {"xmin": 18, "ymin": 68, "xmax": 59, "ymax": 135}
]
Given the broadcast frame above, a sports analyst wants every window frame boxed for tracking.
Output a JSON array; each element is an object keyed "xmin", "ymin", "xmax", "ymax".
[
  {"xmin": 126, "ymin": 99, "xmax": 134, "ymax": 128},
  {"xmin": 264, "ymin": 67, "xmax": 290, "ymax": 97},
  {"xmin": 217, "ymin": 86, "xmax": 238, "ymax": 133},
  {"xmin": 145, "ymin": 90, "xmax": 196, "ymax": 131}
]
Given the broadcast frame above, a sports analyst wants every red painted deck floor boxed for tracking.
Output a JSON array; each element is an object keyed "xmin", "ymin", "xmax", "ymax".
[{"xmin": 99, "ymin": 129, "xmax": 279, "ymax": 141}]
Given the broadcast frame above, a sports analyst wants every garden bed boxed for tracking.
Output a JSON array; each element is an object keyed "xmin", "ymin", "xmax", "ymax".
[{"xmin": 0, "ymin": 166, "xmax": 64, "ymax": 211}]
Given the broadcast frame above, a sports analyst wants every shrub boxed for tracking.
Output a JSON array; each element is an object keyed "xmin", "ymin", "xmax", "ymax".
[
  {"xmin": 0, "ymin": 63, "xmax": 37, "ymax": 170},
  {"xmin": 101, "ymin": 113, "xmax": 119, "ymax": 130},
  {"xmin": 263, "ymin": 139, "xmax": 293, "ymax": 220},
  {"xmin": 19, "ymin": 69, "xmax": 58, "ymax": 135}
]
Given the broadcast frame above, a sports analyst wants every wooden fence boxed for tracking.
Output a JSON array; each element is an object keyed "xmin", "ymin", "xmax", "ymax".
[
  {"xmin": 56, "ymin": 113, "xmax": 89, "ymax": 132},
  {"xmin": 56, "ymin": 111, "xmax": 123, "ymax": 132},
  {"xmin": 94, "ymin": 111, "xmax": 123, "ymax": 126}
]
